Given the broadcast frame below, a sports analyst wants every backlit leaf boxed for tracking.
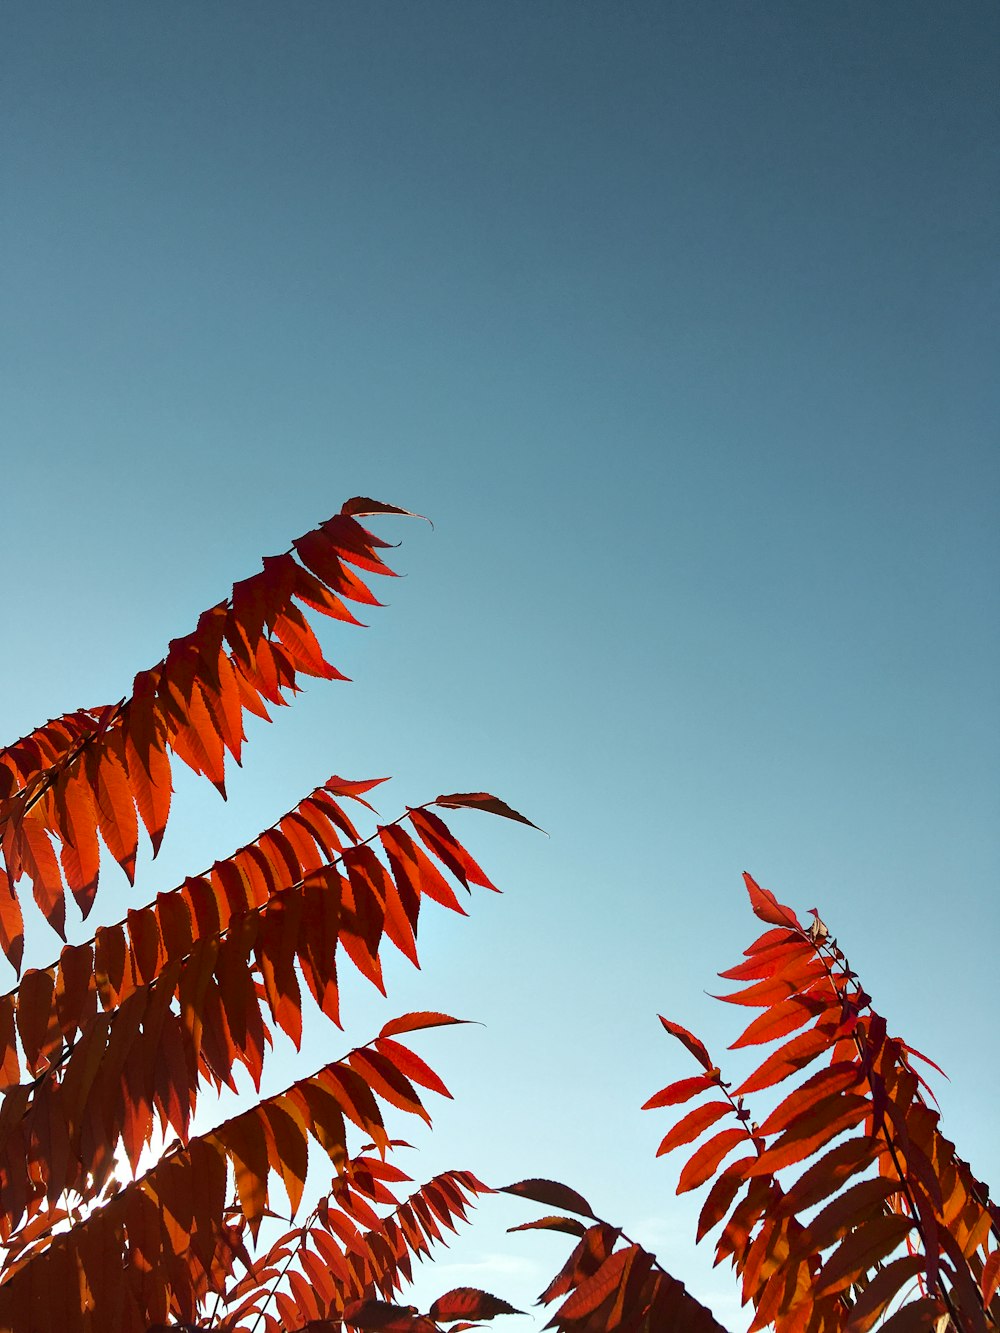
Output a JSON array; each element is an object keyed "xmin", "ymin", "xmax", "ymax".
[
  {"xmin": 742, "ymin": 873, "xmax": 802, "ymax": 929},
  {"xmin": 657, "ymin": 1102, "xmax": 731, "ymax": 1156},
  {"xmin": 813, "ymin": 1213, "xmax": 914, "ymax": 1297},
  {"xmin": 428, "ymin": 1288, "xmax": 523, "ymax": 1320},
  {"xmin": 678, "ymin": 1128, "xmax": 747, "ymax": 1193},
  {"xmin": 658, "ymin": 1015, "xmax": 714, "ymax": 1072}
]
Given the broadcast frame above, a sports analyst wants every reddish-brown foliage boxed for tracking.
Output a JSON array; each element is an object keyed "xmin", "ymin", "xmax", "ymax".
[{"xmin": 0, "ymin": 503, "xmax": 994, "ymax": 1332}]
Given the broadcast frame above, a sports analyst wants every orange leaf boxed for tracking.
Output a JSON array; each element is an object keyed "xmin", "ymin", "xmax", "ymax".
[
  {"xmin": 348, "ymin": 1050, "xmax": 430, "ymax": 1123},
  {"xmin": 982, "ymin": 1249, "xmax": 1000, "ymax": 1307},
  {"xmin": 734, "ymin": 1022, "xmax": 839, "ymax": 1096},
  {"xmin": 215, "ymin": 1110, "xmax": 270, "ymax": 1236},
  {"xmin": 796, "ymin": 1176, "xmax": 900, "ymax": 1257},
  {"xmin": 379, "ymin": 825, "xmax": 467, "ymax": 916},
  {"xmin": 747, "ymin": 1094, "xmax": 870, "ymax": 1176},
  {"xmin": 842, "ymin": 1254, "xmax": 925, "ymax": 1332},
  {"xmin": 408, "ymin": 807, "xmax": 497, "ymax": 892},
  {"xmin": 730, "ymin": 991, "xmax": 831, "ymax": 1048},
  {"xmin": 657, "ymin": 1102, "xmax": 731, "ymax": 1156},
  {"xmin": 757, "ymin": 1062, "xmax": 863, "ymax": 1136},
  {"xmin": 742, "ymin": 873, "xmax": 802, "ymax": 929},
  {"xmin": 259, "ymin": 1099, "xmax": 309, "ymax": 1218},
  {"xmin": 374, "ymin": 1038, "xmax": 452, "ymax": 1099},
  {"xmin": 678, "ymin": 1128, "xmax": 747, "ymax": 1194},
  {"xmin": 775, "ymin": 1136, "xmax": 881, "ymax": 1218},
  {"xmin": 0, "ymin": 994, "xmax": 20, "ymax": 1086},
  {"xmin": 379, "ymin": 1012, "xmax": 465, "ymax": 1040},
  {"xmin": 90, "ymin": 742, "xmax": 139, "ymax": 883},
  {"xmin": 18, "ymin": 806, "xmax": 66, "ymax": 938},
  {"xmin": 551, "ymin": 1246, "xmax": 636, "ymax": 1324},
  {"xmin": 717, "ymin": 960, "xmax": 827, "ymax": 1008},
  {"xmin": 696, "ymin": 1156, "xmax": 756, "ymax": 1241},
  {"xmin": 0, "ymin": 867, "xmax": 24, "ymax": 973},
  {"xmin": 319, "ymin": 1064, "xmax": 387, "ymax": 1150},
  {"xmin": 813, "ymin": 1213, "xmax": 914, "ymax": 1297}
]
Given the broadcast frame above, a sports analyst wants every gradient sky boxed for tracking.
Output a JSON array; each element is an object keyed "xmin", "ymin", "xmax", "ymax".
[{"xmin": 2, "ymin": 5, "xmax": 998, "ymax": 1328}]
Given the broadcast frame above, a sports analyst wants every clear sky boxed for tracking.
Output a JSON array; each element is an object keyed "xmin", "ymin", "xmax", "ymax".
[{"xmin": 2, "ymin": 4, "xmax": 998, "ymax": 1328}]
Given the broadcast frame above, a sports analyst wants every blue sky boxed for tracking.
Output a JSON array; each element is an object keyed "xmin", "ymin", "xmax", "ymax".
[{"xmin": 2, "ymin": 4, "xmax": 998, "ymax": 1327}]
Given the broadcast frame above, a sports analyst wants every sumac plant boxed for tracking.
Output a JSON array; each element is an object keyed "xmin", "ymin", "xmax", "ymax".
[{"xmin": 0, "ymin": 500, "xmax": 995, "ymax": 1333}]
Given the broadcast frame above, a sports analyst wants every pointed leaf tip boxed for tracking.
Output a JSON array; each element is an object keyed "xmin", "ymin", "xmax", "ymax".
[
  {"xmin": 658, "ymin": 1016, "xmax": 714, "ymax": 1072},
  {"xmin": 508, "ymin": 1215, "xmax": 588, "ymax": 1237},
  {"xmin": 499, "ymin": 1178, "xmax": 597, "ymax": 1220},
  {"xmin": 378, "ymin": 1011, "xmax": 468, "ymax": 1039},
  {"xmin": 742, "ymin": 872, "xmax": 802, "ymax": 930},
  {"xmin": 434, "ymin": 792, "xmax": 544, "ymax": 832},
  {"xmin": 340, "ymin": 496, "xmax": 433, "ymax": 528}
]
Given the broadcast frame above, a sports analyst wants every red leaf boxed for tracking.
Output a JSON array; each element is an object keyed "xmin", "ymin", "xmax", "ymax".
[
  {"xmin": 348, "ymin": 1050, "xmax": 430, "ymax": 1124},
  {"xmin": 408, "ymin": 806, "xmax": 497, "ymax": 892},
  {"xmin": 380, "ymin": 825, "xmax": 467, "ymax": 916},
  {"xmin": 0, "ymin": 994, "xmax": 20, "ymax": 1085},
  {"xmin": 843, "ymin": 1255, "xmax": 925, "ymax": 1333},
  {"xmin": 795, "ymin": 1177, "xmax": 900, "ymax": 1257},
  {"xmin": 747, "ymin": 1095, "xmax": 870, "ymax": 1176},
  {"xmin": 982, "ymin": 1249, "xmax": 1000, "ymax": 1307},
  {"xmin": 379, "ymin": 1012, "xmax": 466, "ymax": 1040},
  {"xmin": 428, "ymin": 1289, "xmax": 523, "ymax": 1320},
  {"xmin": 757, "ymin": 1063, "xmax": 863, "ymax": 1137},
  {"xmin": 696, "ymin": 1156, "xmax": 756, "ymax": 1242},
  {"xmin": 18, "ymin": 807, "xmax": 66, "ymax": 938},
  {"xmin": 658, "ymin": 1016, "xmax": 714, "ymax": 1072},
  {"xmin": 730, "ymin": 991, "xmax": 830, "ymax": 1048},
  {"xmin": 814, "ymin": 1214, "xmax": 915, "ymax": 1297},
  {"xmin": 0, "ymin": 868, "xmax": 24, "ymax": 973},
  {"xmin": 374, "ymin": 1038, "xmax": 452, "ymax": 1099},
  {"xmin": 677, "ymin": 1128, "xmax": 746, "ymax": 1194},
  {"xmin": 775, "ymin": 1136, "xmax": 882, "ymax": 1218},
  {"xmin": 716, "ymin": 959, "xmax": 827, "ymax": 1008},
  {"xmin": 733, "ymin": 1022, "xmax": 838, "ymax": 1096},
  {"xmin": 343, "ymin": 1298, "xmax": 426, "ymax": 1330},
  {"xmin": 657, "ymin": 1102, "xmax": 731, "ymax": 1156},
  {"xmin": 742, "ymin": 872, "xmax": 802, "ymax": 929},
  {"xmin": 642, "ymin": 1072, "xmax": 718, "ymax": 1110},
  {"xmin": 718, "ymin": 939, "xmax": 812, "ymax": 981},
  {"xmin": 551, "ymin": 1246, "xmax": 636, "ymax": 1324}
]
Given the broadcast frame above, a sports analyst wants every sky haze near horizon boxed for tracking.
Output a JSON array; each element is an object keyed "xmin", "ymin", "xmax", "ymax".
[{"xmin": 2, "ymin": 4, "xmax": 998, "ymax": 1327}]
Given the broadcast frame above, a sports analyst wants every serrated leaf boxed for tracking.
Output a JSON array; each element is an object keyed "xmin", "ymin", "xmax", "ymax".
[
  {"xmin": 507, "ymin": 1215, "xmax": 588, "ymax": 1237},
  {"xmin": 657, "ymin": 1101, "xmax": 731, "ymax": 1156},
  {"xmin": 500, "ymin": 1178, "xmax": 597, "ymax": 1220},
  {"xmin": 379, "ymin": 1011, "xmax": 467, "ymax": 1040},
  {"xmin": 428, "ymin": 1288, "xmax": 523, "ymax": 1320},
  {"xmin": 658, "ymin": 1016, "xmax": 714, "ymax": 1072},
  {"xmin": 433, "ymin": 792, "xmax": 541, "ymax": 830}
]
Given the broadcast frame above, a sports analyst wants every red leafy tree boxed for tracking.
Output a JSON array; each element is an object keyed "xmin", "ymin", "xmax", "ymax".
[
  {"xmin": 0, "ymin": 500, "xmax": 529, "ymax": 1331},
  {"xmin": 0, "ymin": 501, "xmax": 994, "ymax": 1333}
]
